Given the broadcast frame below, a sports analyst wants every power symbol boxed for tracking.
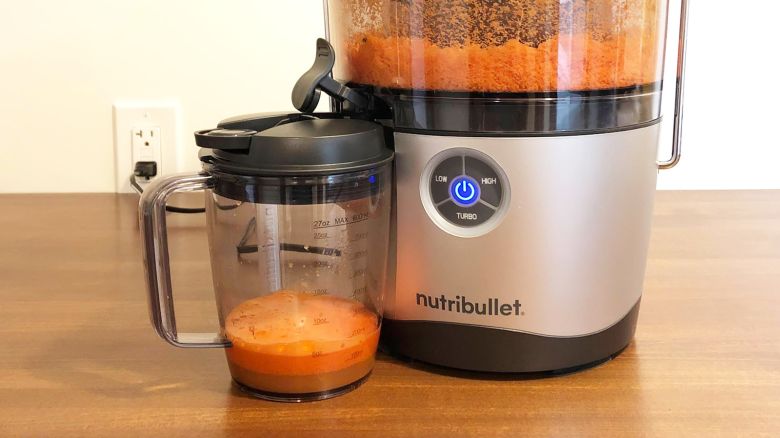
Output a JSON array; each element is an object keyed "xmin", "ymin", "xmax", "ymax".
[
  {"xmin": 456, "ymin": 181, "xmax": 476, "ymax": 201},
  {"xmin": 450, "ymin": 176, "xmax": 480, "ymax": 206}
]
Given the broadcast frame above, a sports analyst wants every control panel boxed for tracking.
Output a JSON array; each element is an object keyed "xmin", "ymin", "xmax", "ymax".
[{"xmin": 421, "ymin": 148, "xmax": 510, "ymax": 236}]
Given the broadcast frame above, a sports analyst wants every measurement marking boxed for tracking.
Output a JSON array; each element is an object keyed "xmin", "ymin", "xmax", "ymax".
[
  {"xmin": 349, "ymin": 250, "xmax": 368, "ymax": 260},
  {"xmin": 350, "ymin": 232, "xmax": 368, "ymax": 242},
  {"xmin": 240, "ymin": 243, "xmax": 342, "ymax": 257},
  {"xmin": 280, "ymin": 243, "xmax": 342, "ymax": 257},
  {"xmin": 312, "ymin": 216, "xmax": 369, "ymax": 229},
  {"xmin": 351, "ymin": 327, "xmax": 366, "ymax": 337}
]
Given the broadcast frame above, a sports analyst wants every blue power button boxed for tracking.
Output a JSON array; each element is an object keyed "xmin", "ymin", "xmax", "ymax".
[{"xmin": 450, "ymin": 176, "xmax": 480, "ymax": 207}]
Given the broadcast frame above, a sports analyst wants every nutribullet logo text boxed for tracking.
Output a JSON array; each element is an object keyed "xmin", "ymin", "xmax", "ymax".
[{"xmin": 416, "ymin": 293, "xmax": 522, "ymax": 316}]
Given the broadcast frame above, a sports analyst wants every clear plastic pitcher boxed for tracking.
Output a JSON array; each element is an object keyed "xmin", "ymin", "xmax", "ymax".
[{"xmin": 140, "ymin": 115, "xmax": 393, "ymax": 401}]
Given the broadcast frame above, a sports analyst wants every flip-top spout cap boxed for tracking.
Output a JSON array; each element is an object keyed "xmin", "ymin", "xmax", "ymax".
[{"xmin": 291, "ymin": 38, "xmax": 369, "ymax": 113}]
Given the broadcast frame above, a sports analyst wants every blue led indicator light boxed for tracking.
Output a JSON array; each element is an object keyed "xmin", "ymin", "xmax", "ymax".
[
  {"xmin": 368, "ymin": 175, "xmax": 376, "ymax": 184},
  {"xmin": 450, "ymin": 176, "xmax": 480, "ymax": 207}
]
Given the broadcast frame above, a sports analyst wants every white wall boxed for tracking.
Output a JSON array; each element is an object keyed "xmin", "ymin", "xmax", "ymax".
[
  {"xmin": 0, "ymin": 0, "xmax": 777, "ymax": 193},
  {"xmin": 0, "ymin": 0, "xmax": 325, "ymax": 193},
  {"xmin": 656, "ymin": 1, "xmax": 780, "ymax": 190}
]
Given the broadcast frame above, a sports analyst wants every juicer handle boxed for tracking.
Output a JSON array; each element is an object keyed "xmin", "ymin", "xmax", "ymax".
[
  {"xmin": 658, "ymin": 0, "xmax": 690, "ymax": 170},
  {"xmin": 139, "ymin": 173, "xmax": 230, "ymax": 348}
]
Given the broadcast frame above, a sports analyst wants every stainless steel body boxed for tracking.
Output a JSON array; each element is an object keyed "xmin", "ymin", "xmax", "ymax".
[
  {"xmin": 389, "ymin": 125, "xmax": 659, "ymax": 338},
  {"xmin": 376, "ymin": 0, "xmax": 688, "ymax": 372}
]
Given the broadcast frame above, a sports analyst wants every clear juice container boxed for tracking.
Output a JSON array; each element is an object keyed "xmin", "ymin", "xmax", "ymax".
[{"xmin": 140, "ymin": 116, "xmax": 393, "ymax": 401}]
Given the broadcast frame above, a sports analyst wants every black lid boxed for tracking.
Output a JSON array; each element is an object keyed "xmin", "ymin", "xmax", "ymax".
[{"xmin": 196, "ymin": 114, "xmax": 393, "ymax": 176}]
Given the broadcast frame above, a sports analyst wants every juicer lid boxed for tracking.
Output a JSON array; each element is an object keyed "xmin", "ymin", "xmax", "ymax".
[{"xmin": 195, "ymin": 113, "xmax": 393, "ymax": 176}]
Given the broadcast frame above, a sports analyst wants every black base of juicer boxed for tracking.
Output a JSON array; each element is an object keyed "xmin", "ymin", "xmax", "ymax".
[{"xmin": 380, "ymin": 300, "xmax": 641, "ymax": 374}]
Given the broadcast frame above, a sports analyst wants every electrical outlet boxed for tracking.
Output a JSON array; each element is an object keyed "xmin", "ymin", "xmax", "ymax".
[
  {"xmin": 131, "ymin": 127, "xmax": 162, "ymax": 180},
  {"xmin": 113, "ymin": 101, "xmax": 180, "ymax": 193}
]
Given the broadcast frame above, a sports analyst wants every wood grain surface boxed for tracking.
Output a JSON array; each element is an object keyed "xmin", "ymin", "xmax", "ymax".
[{"xmin": 0, "ymin": 192, "xmax": 778, "ymax": 437}]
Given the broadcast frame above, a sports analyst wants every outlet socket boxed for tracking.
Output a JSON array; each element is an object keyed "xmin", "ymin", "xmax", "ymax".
[
  {"xmin": 113, "ymin": 101, "xmax": 180, "ymax": 193},
  {"xmin": 131, "ymin": 127, "xmax": 162, "ymax": 179}
]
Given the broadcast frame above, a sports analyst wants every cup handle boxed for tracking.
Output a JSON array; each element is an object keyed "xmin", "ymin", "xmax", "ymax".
[{"xmin": 139, "ymin": 172, "xmax": 230, "ymax": 348}]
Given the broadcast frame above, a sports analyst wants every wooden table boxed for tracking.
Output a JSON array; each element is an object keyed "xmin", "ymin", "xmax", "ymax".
[{"xmin": 1, "ymin": 192, "xmax": 778, "ymax": 437}]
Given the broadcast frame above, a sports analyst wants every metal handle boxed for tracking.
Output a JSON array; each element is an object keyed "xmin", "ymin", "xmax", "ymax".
[
  {"xmin": 658, "ymin": 0, "xmax": 690, "ymax": 170},
  {"xmin": 139, "ymin": 172, "xmax": 230, "ymax": 348}
]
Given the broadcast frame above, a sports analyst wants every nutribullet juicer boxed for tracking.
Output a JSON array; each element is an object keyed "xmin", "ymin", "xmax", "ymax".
[{"xmin": 195, "ymin": 0, "xmax": 690, "ymax": 373}]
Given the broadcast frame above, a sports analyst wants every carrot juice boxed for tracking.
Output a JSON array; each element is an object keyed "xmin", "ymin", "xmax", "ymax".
[{"xmin": 224, "ymin": 291, "xmax": 380, "ymax": 395}]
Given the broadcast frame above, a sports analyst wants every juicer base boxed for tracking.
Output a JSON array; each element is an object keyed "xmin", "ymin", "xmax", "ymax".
[
  {"xmin": 232, "ymin": 372, "xmax": 372, "ymax": 403},
  {"xmin": 380, "ymin": 300, "xmax": 640, "ymax": 373}
]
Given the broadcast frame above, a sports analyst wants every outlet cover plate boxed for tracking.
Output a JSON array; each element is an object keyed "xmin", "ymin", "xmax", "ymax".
[{"xmin": 113, "ymin": 100, "xmax": 181, "ymax": 193}]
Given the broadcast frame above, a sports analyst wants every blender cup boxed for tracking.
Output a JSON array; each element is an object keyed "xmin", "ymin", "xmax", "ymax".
[{"xmin": 139, "ymin": 116, "xmax": 393, "ymax": 401}]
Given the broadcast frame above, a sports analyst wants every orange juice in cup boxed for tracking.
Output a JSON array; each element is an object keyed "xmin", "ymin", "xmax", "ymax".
[{"xmin": 224, "ymin": 291, "xmax": 380, "ymax": 398}]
